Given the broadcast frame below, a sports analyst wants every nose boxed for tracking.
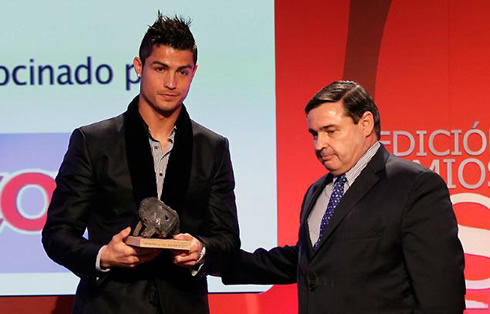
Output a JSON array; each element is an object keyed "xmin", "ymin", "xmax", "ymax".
[
  {"xmin": 314, "ymin": 132, "xmax": 328, "ymax": 152},
  {"xmin": 164, "ymin": 72, "xmax": 176, "ymax": 90}
]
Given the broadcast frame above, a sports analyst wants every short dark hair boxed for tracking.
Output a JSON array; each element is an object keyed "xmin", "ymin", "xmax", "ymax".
[
  {"xmin": 305, "ymin": 80, "xmax": 381, "ymax": 138},
  {"xmin": 139, "ymin": 12, "xmax": 197, "ymax": 66}
]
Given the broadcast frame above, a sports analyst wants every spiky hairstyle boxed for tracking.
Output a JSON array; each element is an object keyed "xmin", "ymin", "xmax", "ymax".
[{"xmin": 139, "ymin": 12, "xmax": 197, "ymax": 65}]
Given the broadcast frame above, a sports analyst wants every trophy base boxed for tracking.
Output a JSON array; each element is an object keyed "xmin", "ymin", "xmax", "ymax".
[{"xmin": 125, "ymin": 236, "xmax": 191, "ymax": 250}]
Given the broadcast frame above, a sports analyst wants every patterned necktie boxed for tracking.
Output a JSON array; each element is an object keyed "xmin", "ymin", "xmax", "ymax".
[{"xmin": 313, "ymin": 174, "xmax": 347, "ymax": 250}]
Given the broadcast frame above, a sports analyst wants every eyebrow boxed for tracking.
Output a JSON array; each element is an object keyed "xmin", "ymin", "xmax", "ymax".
[
  {"xmin": 150, "ymin": 61, "xmax": 194, "ymax": 70},
  {"xmin": 320, "ymin": 125, "xmax": 337, "ymax": 131},
  {"xmin": 309, "ymin": 124, "xmax": 337, "ymax": 133}
]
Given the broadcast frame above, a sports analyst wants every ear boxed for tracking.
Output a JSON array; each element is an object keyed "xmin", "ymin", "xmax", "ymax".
[
  {"xmin": 359, "ymin": 111, "xmax": 375, "ymax": 137},
  {"xmin": 190, "ymin": 64, "xmax": 198, "ymax": 80},
  {"xmin": 133, "ymin": 57, "xmax": 142, "ymax": 77}
]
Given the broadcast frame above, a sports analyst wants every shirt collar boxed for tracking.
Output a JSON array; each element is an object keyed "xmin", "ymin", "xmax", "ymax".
[
  {"xmin": 340, "ymin": 141, "xmax": 381, "ymax": 186},
  {"xmin": 147, "ymin": 126, "xmax": 177, "ymax": 143}
]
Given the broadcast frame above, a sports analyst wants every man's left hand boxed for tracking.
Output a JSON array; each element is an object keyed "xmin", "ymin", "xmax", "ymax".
[{"xmin": 172, "ymin": 233, "xmax": 204, "ymax": 267}]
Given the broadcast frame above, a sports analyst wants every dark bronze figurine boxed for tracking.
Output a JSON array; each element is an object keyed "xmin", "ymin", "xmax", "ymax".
[{"xmin": 133, "ymin": 197, "xmax": 180, "ymax": 238}]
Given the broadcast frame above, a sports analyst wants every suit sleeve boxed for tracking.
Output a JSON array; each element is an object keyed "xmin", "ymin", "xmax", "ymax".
[
  {"xmin": 197, "ymin": 138, "xmax": 241, "ymax": 273},
  {"xmin": 220, "ymin": 180, "xmax": 317, "ymax": 285},
  {"xmin": 42, "ymin": 129, "xmax": 102, "ymax": 280},
  {"xmin": 221, "ymin": 245, "xmax": 298, "ymax": 285},
  {"xmin": 402, "ymin": 170, "xmax": 466, "ymax": 312}
]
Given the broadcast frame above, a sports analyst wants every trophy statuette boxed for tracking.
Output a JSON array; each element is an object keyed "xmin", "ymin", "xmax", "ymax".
[{"xmin": 125, "ymin": 197, "xmax": 191, "ymax": 250}]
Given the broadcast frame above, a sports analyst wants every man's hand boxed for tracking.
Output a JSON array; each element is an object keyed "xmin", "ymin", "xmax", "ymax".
[
  {"xmin": 172, "ymin": 233, "xmax": 204, "ymax": 267},
  {"xmin": 100, "ymin": 227, "xmax": 161, "ymax": 268}
]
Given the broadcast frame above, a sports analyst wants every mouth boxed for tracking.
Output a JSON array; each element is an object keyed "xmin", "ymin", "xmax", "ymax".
[
  {"xmin": 158, "ymin": 93, "xmax": 179, "ymax": 100},
  {"xmin": 319, "ymin": 153, "xmax": 335, "ymax": 162}
]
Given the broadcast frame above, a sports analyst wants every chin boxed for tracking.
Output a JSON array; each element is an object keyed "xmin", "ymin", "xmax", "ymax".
[
  {"xmin": 157, "ymin": 103, "xmax": 180, "ymax": 113},
  {"xmin": 326, "ymin": 166, "xmax": 342, "ymax": 175}
]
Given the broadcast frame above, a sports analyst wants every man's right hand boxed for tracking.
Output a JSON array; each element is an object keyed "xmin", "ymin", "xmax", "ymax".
[{"xmin": 100, "ymin": 227, "xmax": 161, "ymax": 268}]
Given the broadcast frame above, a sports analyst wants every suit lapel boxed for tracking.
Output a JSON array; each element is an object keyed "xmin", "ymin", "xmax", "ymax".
[
  {"xmin": 301, "ymin": 174, "xmax": 332, "ymax": 258},
  {"xmin": 312, "ymin": 145, "xmax": 389, "ymax": 254}
]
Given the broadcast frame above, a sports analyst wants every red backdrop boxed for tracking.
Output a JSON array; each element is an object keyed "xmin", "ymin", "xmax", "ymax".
[{"xmin": 1, "ymin": 0, "xmax": 488, "ymax": 312}]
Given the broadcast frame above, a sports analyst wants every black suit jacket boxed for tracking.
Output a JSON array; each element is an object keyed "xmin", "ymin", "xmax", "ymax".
[
  {"xmin": 223, "ymin": 145, "xmax": 465, "ymax": 314},
  {"xmin": 42, "ymin": 96, "xmax": 240, "ymax": 314}
]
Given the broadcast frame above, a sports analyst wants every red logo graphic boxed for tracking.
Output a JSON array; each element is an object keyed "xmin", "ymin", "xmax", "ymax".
[
  {"xmin": 452, "ymin": 193, "xmax": 490, "ymax": 309},
  {"xmin": 0, "ymin": 171, "xmax": 55, "ymax": 232}
]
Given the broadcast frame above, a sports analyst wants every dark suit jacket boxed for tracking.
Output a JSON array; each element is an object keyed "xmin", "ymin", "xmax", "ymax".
[
  {"xmin": 42, "ymin": 96, "xmax": 240, "ymax": 314},
  {"xmin": 223, "ymin": 145, "xmax": 465, "ymax": 314}
]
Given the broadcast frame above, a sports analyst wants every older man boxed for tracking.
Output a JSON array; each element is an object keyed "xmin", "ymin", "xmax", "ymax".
[{"xmin": 223, "ymin": 80, "xmax": 465, "ymax": 314}]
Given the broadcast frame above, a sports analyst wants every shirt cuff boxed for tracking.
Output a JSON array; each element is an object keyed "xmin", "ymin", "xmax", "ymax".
[
  {"xmin": 96, "ymin": 245, "xmax": 111, "ymax": 273},
  {"xmin": 191, "ymin": 245, "xmax": 206, "ymax": 276}
]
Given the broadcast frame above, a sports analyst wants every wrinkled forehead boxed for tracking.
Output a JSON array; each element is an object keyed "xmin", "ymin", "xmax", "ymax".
[{"xmin": 307, "ymin": 101, "xmax": 351, "ymax": 126}]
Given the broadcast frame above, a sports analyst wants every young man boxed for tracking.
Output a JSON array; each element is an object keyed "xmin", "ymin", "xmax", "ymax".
[
  {"xmin": 223, "ymin": 80, "xmax": 465, "ymax": 313},
  {"xmin": 42, "ymin": 13, "xmax": 240, "ymax": 314}
]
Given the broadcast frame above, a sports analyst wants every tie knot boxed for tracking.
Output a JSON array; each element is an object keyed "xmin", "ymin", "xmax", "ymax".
[{"xmin": 335, "ymin": 174, "xmax": 347, "ymax": 185}]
